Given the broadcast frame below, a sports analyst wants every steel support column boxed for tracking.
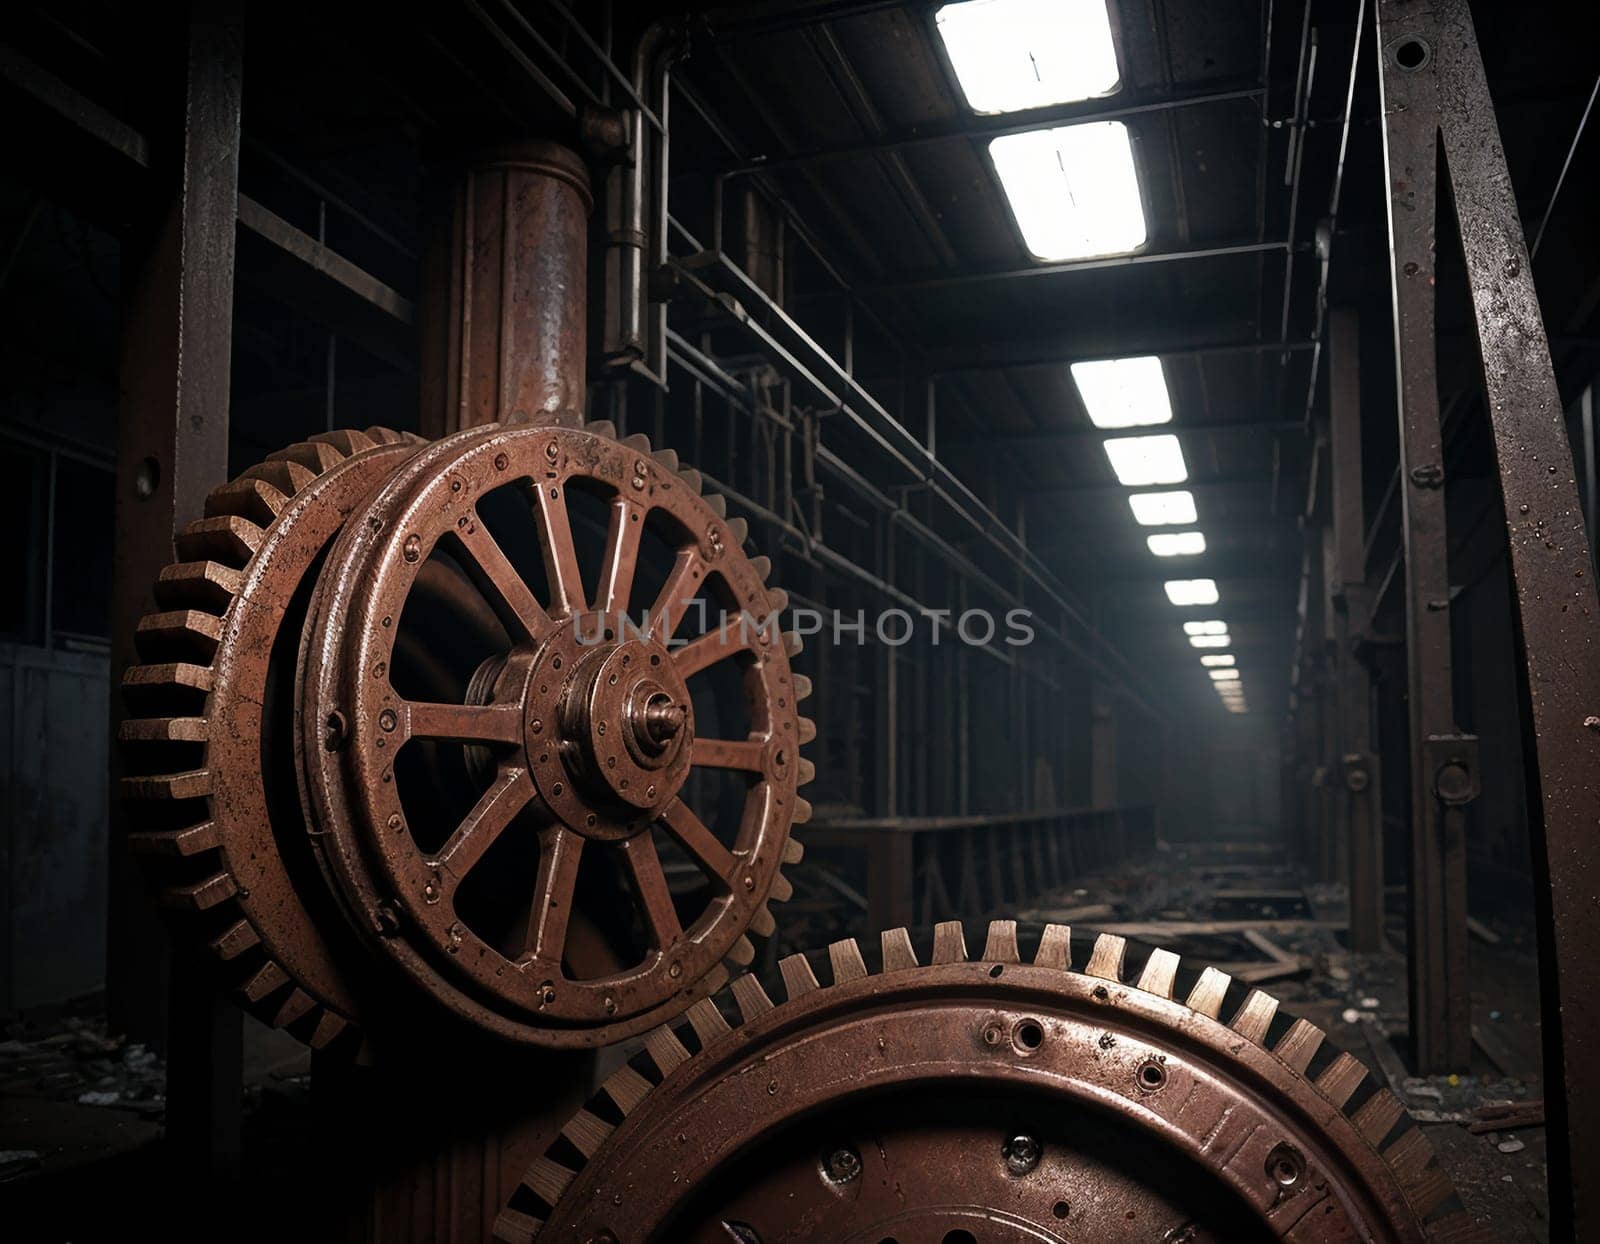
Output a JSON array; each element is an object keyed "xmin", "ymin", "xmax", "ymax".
[
  {"xmin": 1328, "ymin": 309, "xmax": 1384, "ymax": 951},
  {"xmin": 107, "ymin": 0, "xmax": 245, "ymax": 1182},
  {"xmin": 1379, "ymin": 2, "xmax": 1600, "ymax": 1221}
]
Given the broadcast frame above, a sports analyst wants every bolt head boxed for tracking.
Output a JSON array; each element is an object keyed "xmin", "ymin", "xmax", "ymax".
[
  {"xmin": 824, "ymin": 1146, "xmax": 862, "ymax": 1183},
  {"xmin": 1003, "ymin": 1133, "xmax": 1041, "ymax": 1175}
]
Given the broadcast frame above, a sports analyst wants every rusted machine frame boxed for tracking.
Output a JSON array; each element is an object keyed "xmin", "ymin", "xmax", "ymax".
[
  {"xmin": 107, "ymin": 0, "xmax": 245, "ymax": 1184},
  {"xmin": 1328, "ymin": 309, "xmax": 1384, "ymax": 952},
  {"xmin": 1377, "ymin": 0, "xmax": 1600, "ymax": 1230}
]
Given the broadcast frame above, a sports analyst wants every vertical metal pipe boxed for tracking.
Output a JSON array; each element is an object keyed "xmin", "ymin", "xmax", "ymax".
[{"xmin": 420, "ymin": 141, "xmax": 592, "ymax": 436}]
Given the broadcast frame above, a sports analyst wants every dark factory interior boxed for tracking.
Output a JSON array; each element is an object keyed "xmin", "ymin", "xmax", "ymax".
[{"xmin": 2, "ymin": 0, "xmax": 1599, "ymax": 1239}]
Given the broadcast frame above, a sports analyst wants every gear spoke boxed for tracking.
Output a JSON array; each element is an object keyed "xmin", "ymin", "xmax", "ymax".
[
  {"xmin": 595, "ymin": 498, "xmax": 644, "ymax": 618},
  {"xmin": 525, "ymin": 824, "xmax": 584, "ymax": 963},
  {"xmin": 673, "ymin": 626, "xmax": 747, "ymax": 680},
  {"xmin": 693, "ymin": 738, "xmax": 766, "ymax": 772},
  {"xmin": 647, "ymin": 548, "xmax": 704, "ymax": 642},
  {"xmin": 534, "ymin": 482, "xmax": 587, "ymax": 617},
  {"xmin": 659, "ymin": 797, "xmax": 736, "ymax": 882},
  {"xmin": 401, "ymin": 700, "xmax": 524, "ymax": 746},
  {"xmin": 616, "ymin": 832, "xmax": 682, "ymax": 949},
  {"xmin": 430, "ymin": 768, "xmax": 535, "ymax": 879},
  {"xmin": 454, "ymin": 516, "xmax": 556, "ymax": 642}
]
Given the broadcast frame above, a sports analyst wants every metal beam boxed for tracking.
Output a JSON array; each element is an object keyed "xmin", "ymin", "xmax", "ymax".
[
  {"xmin": 1023, "ymin": 473, "xmax": 1274, "ymax": 499},
  {"xmin": 948, "ymin": 416, "xmax": 1303, "ymax": 451},
  {"xmin": 864, "ymin": 240, "xmax": 1294, "ymax": 293}
]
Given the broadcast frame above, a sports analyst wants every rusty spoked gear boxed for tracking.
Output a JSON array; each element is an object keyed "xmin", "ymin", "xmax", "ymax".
[
  {"xmin": 299, "ymin": 419, "xmax": 812, "ymax": 1048},
  {"xmin": 500, "ymin": 919, "xmax": 1486, "ymax": 1244},
  {"xmin": 117, "ymin": 427, "xmax": 423, "ymax": 1050}
]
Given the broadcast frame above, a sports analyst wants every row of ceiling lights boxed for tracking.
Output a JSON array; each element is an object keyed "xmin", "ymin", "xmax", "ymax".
[{"xmin": 937, "ymin": 0, "xmax": 1244, "ymax": 712}]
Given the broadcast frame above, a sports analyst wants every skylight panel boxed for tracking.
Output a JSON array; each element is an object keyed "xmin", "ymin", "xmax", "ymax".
[
  {"xmin": 1103, "ymin": 434, "xmax": 1186, "ymax": 486},
  {"xmin": 1128, "ymin": 490, "xmax": 1197, "ymax": 526},
  {"xmin": 1188, "ymin": 634, "xmax": 1231, "ymax": 649},
  {"xmin": 935, "ymin": 0, "xmax": 1120, "ymax": 115},
  {"xmin": 1209, "ymin": 669, "xmax": 1241, "ymax": 682},
  {"xmin": 1200, "ymin": 654, "xmax": 1235, "ymax": 667},
  {"xmin": 990, "ymin": 123, "xmax": 1147, "ymax": 261},
  {"xmin": 1147, "ymin": 531, "xmax": 1206, "ymax": 557},
  {"xmin": 1183, "ymin": 620, "xmax": 1228, "ymax": 636},
  {"xmin": 1164, "ymin": 578, "xmax": 1219, "ymax": 606},
  {"xmin": 1071, "ymin": 357, "xmax": 1172, "ymax": 428}
]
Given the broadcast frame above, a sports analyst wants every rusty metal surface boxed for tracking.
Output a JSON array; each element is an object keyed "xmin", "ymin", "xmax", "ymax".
[
  {"xmin": 420, "ymin": 141, "xmax": 592, "ymax": 436},
  {"xmin": 299, "ymin": 420, "xmax": 810, "ymax": 1048},
  {"xmin": 1377, "ymin": 0, "xmax": 1600, "ymax": 1226},
  {"xmin": 118, "ymin": 429, "xmax": 424, "ymax": 1052},
  {"xmin": 501, "ymin": 919, "xmax": 1480, "ymax": 1243}
]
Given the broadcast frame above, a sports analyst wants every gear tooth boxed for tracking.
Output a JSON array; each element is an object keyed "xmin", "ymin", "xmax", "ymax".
[
  {"xmin": 783, "ymin": 630, "xmax": 803, "ymax": 657},
  {"xmin": 600, "ymin": 1064, "xmax": 654, "ymax": 1115},
  {"xmin": 796, "ymin": 715, "xmax": 817, "ymax": 744},
  {"xmin": 362, "ymin": 426, "xmax": 411, "ymax": 446},
  {"xmin": 134, "ymin": 610, "xmax": 223, "ymax": 662},
  {"xmin": 1185, "ymin": 965, "xmax": 1232, "ymax": 1019},
  {"xmin": 651, "ymin": 448, "xmax": 680, "ymax": 472},
  {"xmin": 492, "ymin": 1208, "xmax": 543, "ymax": 1244},
  {"xmin": 685, "ymin": 998, "xmax": 732, "ymax": 1046},
  {"xmin": 678, "ymin": 466, "xmax": 703, "ymax": 493},
  {"xmin": 560, "ymin": 1107, "xmax": 615, "ymax": 1159},
  {"xmin": 728, "ymin": 517, "xmax": 749, "ymax": 545},
  {"xmin": 121, "ymin": 661, "xmax": 215, "ymax": 699},
  {"xmin": 750, "ymin": 555, "xmax": 773, "ymax": 581},
  {"xmin": 1352, "ymin": 1087, "xmax": 1406, "ymax": 1144},
  {"xmin": 781, "ymin": 835, "xmax": 805, "ymax": 865},
  {"xmin": 726, "ymin": 934, "xmax": 756, "ymax": 968},
  {"xmin": 1429, "ymin": 1213, "xmax": 1498, "ymax": 1244},
  {"xmin": 1084, "ymin": 933, "xmax": 1127, "ymax": 982},
  {"xmin": 1384, "ymin": 1128, "xmax": 1435, "ymax": 1185},
  {"xmin": 880, "ymin": 927, "xmax": 919, "ymax": 973},
  {"xmin": 119, "ymin": 716, "xmax": 209, "ymax": 744},
  {"xmin": 1229, "ymin": 988, "xmax": 1278, "ymax": 1044},
  {"xmin": 1314, "ymin": 1051, "xmax": 1368, "ymax": 1109},
  {"xmin": 310, "ymin": 427, "xmax": 377, "ymax": 455},
  {"xmin": 122, "ymin": 768, "xmax": 213, "ymax": 802},
  {"xmin": 704, "ymin": 493, "xmax": 727, "ymax": 518},
  {"xmin": 309, "ymin": 1011, "xmax": 349, "ymax": 1051},
  {"xmin": 793, "ymin": 797, "xmax": 813, "ymax": 824},
  {"xmin": 240, "ymin": 458, "xmax": 318, "ymax": 500},
  {"xmin": 1272, "ymin": 1017, "xmax": 1325, "ymax": 1073},
  {"xmin": 780, "ymin": 953, "xmax": 821, "ymax": 1000},
  {"xmin": 729, "ymin": 972, "xmax": 775, "ymax": 1021},
  {"xmin": 793, "ymin": 674, "xmax": 813, "ymax": 701},
  {"xmin": 748, "ymin": 904, "xmax": 776, "ymax": 937},
  {"xmin": 828, "ymin": 938, "xmax": 869, "ymax": 984},
  {"xmin": 644, "ymin": 1024, "xmax": 692, "ymax": 1077},
  {"xmin": 270, "ymin": 440, "xmax": 346, "ymax": 474},
  {"xmin": 932, "ymin": 920, "xmax": 968, "ymax": 964},
  {"xmin": 767, "ymin": 873, "xmax": 793, "ymax": 903},
  {"xmin": 797, "ymin": 756, "xmax": 816, "ymax": 786},
  {"xmin": 981, "ymin": 919, "xmax": 1021, "ymax": 964},
  {"xmin": 1035, "ymin": 923, "xmax": 1072, "ymax": 969},
  {"xmin": 240, "ymin": 960, "xmax": 290, "ymax": 1003},
  {"xmin": 621, "ymin": 432, "xmax": 652, "ymax": 453},
  {"xmin": 128, "ymin": 822, "xmax": 218, "ymax": 857},
  {"xmin": 522, "ymin": 1154, "xmax": 578, "ymax": 1208},
  {"xmin": 158, "ymin": 870, "xmax": 236, "ymax": 912},
  {"xmin": 207, "ymin": 477, "xmax": 291, "ymax": 524},
  {"xmin": 154, "ymin": 560, "xmax": 243, "ymax": 610},
  {"xmin": 272, "ymin": 988, "xmax": 317, "ymax": 1029},
  {"xmin": 210, "ymin": 919, "xmax": 260, "ymax": 961},
  {"xmin": 176, "ymin": 515, "xmax": 265, "ymax": 564},
  {"xmin": 586, "ymin": 420, "xmax": 617, "ymax": 440},
  {"xmin": 1135, "ymin": 947, "xmax": 1180, "ymax": 1000}
]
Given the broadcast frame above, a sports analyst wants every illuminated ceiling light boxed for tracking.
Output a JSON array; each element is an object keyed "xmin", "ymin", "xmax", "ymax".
[
  {"xmin": 1183, "ymin": 619, "xmax": 1228, "ymax": 636},
  {"xmin": 1200, "ymin": 654, "xmax": 1235, "ymax": 667},
  {"xmin": 1209, "ymin": 669, "xmax": 1241, "ymax": 682},
  {"xmin": 1164, "ymin": 578, "xmax": 1219, "ymax": 606},
  {"xmin": 1225, "ymin": 703, "xmax": 1248, "ymax": 713},
  {"xmin": 935, "ymin": 0, "xmax": 1120, "ymax": 114},
  {"xmin": 1188, "ymin": 634, "xmax": 1231, "ymax": 648},
  {"xmin": 1070, "ymin": 356, "xmax": 1171, "ymax": 428},
  {"xmin": 1146, "ymin": 531, "xmax": 1206, "ymax": 557},
  {"xmin": 1103, "ymin": 434, "xmax": 1187, "ymax": 486},
  {"xmin": 989, "ymin": 123, "xmax": 1147, "ymax": 260},
  {"xmin": 1128, "ymin": 490, "xmax": 1198, "ymax": 526}
]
